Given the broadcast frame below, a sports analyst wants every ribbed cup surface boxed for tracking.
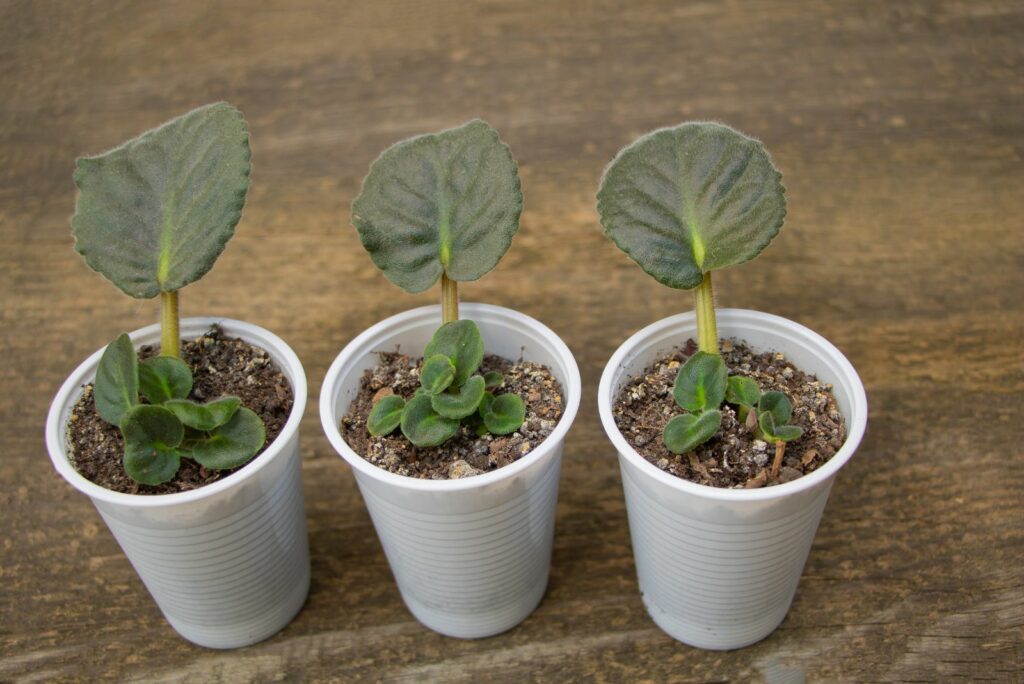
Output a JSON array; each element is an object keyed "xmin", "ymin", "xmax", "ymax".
[
  {"xmin": 321, "ymin": 304, "xmax": 581, "ymax": 638},
  {"xmin": 47, "ymin": 319, "xmax": 310, "ymax": 649},
  {"xmin": 599, "ymin": 310, "xmax": 868, "ymax": 650}
]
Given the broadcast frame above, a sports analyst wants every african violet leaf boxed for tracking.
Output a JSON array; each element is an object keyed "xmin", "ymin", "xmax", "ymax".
[
  {"xmin": 480, "ymin": 392, "xmax": 526, "ymax": 435},
  {"xmin": 71, "ymin": 102, "xmax": 251, "ymax": 298},
  {"xmin": 663, "ymin": 409, "xmax": 722, "ymax": 455},
  {"xmin": 94, "ymin": 333, "xmax": 138, "ymax": 425},
  {"xmin": 121, "ymin": 404, "xmax": 183, "ymax": 485},
  {"xmin": 758, "ymin": 391, "xmax": 793, "ymax": 425},
  {"xmin": 367, "ymin": 395, "xmax": 405, "ymax": 436},
  {"xmin": 597, "ymin": 122, "xmax": 786, "ymax": 289},
  {"xmin": 423, "ymin": 319, "xmax": 484, "ymax": 386},
  {"xmin": 420, "ymin": 354, "xmax": 456, "ymax": 396},
  {"xmin": 726, "ymin": 375, "xmax": 761, "ymax": 409},
  {"xmin": 351, "ymin": 119, "xmax": 522, "ymax": 293},
  {"xmin": 432, "ymin": 375, "xmax": 486, "ymax": 419},
  {"xmin": 190, "ymin": 407, "xmax": 266, "ymax": 470},
  {"xmin": 759, "ymin": 410, "xmax": 803, "ymax": 443},
  {"xmin": 673, "ymin": 351, "xmax": 727, "ymax": 413},
  {"xmin": 138, "ymin": 356, "xmax": 193, "ymax": 405},
  {"xmin": 483, "ymin": 371, "xmax": 504, "ymax": 389},
  {"xmin": 401, "ymin": 393, "xmax": 459, "ymax": 447},
  {"xmin": 164, "ymin": 396, "xmax": 241, "ymax": 431}
]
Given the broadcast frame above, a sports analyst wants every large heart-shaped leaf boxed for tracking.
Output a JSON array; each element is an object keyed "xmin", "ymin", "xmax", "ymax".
[
  {"xmin": 120, "ymin": 404, "xmax": 183, "ymax": 485},
  {"xmin": 189, "ymin": 407, "xmax": 265, "ymax": 470},
  {"xmin": 138, "ymin": 356, "xmax": 193, "ymax": 405},
  {"xmin": 94, "ymin": 333, "xmax": 138, "ymax": 425},
  {"xmin": 673, "ymin": 351, "xmax": 727, "ymax": 413},
  {"xmin": 72, "ymin": 102, "xmax": 251, "ymax": 298},
  {"xmin": 351, "ymin": 119, "xmax": 522, "ymax": 293},
  {"xmin": 725, "ymin": 375, "xmax": 761, "ymax": 409},
  {"xmin": 597, "ymin": 122, "xmax": 786, "ymax": 289},
  {"xmin": 423, "ymin": 320, "xmax": 484, "ymax": 386}
]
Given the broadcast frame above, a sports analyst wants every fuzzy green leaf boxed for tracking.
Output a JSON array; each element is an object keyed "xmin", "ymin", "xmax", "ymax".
[
  {"xmin": 758, "ymin": 410, "xmax": 803, "ymax": 443},
  {"xmin": 758, "ymin": 391, "xmax": 793, "ymax": 425},
  {"xmin": 483, "ymin": 371, "xmax": 504, "ymax": 389},
  {"xmin": 420, "ymin": 354, "xmax": 456, "ymax": 396},
  {"xmin": 401, "ymin": 393, "xmax": 459, "ymax": 447},
  {"xmin": 351, "ymin": 119, "xmax": 522, "ymax": 293},
  {"xmin": 663, "ymin": 409, "xmax": 722, "ymax": 454},
  {"xmin": 367, "ymin": 395, "xmax": 405, "ymax": 436},
  {"xmin": 673, "ymin": 351, "xmax": 727, "ymax": 413},
  {"xmin": 726, "ymin": 375, "xmax": 761, "ymax": 409},
  {"xmin": 190, "ymin": 407, "xmax": 265, "ymax": 470},
  {"xmin": 94, "ymin": 333, "xmax": 139, "ymax": 425},
  {"xmin": 71, "ymin": 102, "xmax": 251, "ymax": 298},
  {"xmin": 481, "ymin": 392, "xmax": 526, "ymax": 435},
  {"xmin": 138, "ymin": 356, "xmax": 193, "ymax": 405},
  {"xmin": 423, "ymin": 320, "xmax": 485, "ymax": 386},
  {"xmin": 431, "ymin": 375, "xmax": 486, "ymax": 419},
  {"xmin": 121, "ymin": 405, "xmax": 183, "ymax": 485},
  {"xmin": 597, "ymin": 122, "xmax": 786, "ymax": 289},
  {"xmin": 164, "ymin": 396, "xmax": 241, "ymax": 431}
]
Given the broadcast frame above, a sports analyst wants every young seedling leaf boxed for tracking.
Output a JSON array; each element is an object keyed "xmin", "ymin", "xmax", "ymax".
[
  {"xmin": 367, "ymin": 395, "xmax": 405, "ymax": 436},
  {"xmin": 758, "ymin": 410, "xmax": 803, "ymax": 443},
  {"xmin": 351, "ymin": 119, "xmax": 523, "ymax": 293},
  {"xmin": 673, "ymin": 351, "xmax": 727, "ymax": 413},
  {"xmin": 71, "ymin": 102, "xmax": 251, "ymax": 298},
  {"xmin": 596, "ymin": 122, "xmax": 786, "ymax": 289},
  {"xmin": 190, "ymin": 407, "xmax": 266, "ymax": 470},
  {"xmin": 94, "ymin": 333, "xmax": 138, "ymax": 425},
  {"xmin": 431, "ymin": 375, "xmax": 486, "ymax": 419},
  {"xmin": 726, "ymin": 375, "xmax": 761, "ymax": 409},
  {"xmin": 164, "ymin": 396, "xmax": 241, "ymax": 431},
  {"xmin": 138, "ymin": 356, "xmax": 193, "ymax": 405},
  {"xmin": 401, "ymin": 393, "xmax": 459, "ymax": 447},
  {"xmin": 420, "ymin": 354, "xmax": 456, "ymax": 396},
  {"xmin": 423, "ymin": 320, "xmax": 485, "ymax": 385},
  {"xmin": 120, "ymin": 404, "xmax": 183, "ymax": 485},
  {"xmin": 481, "ymin": 392, "xmax": 526, "ymax": 435},
  {"xmin": 663, "ymin": 409, "xmax": 722, "ymax": 454},
  {"xmin": 758, "ymin": 391, "xmax": 793, "ymax": 425},
  {"xmin": 483, "ymin": 371, "xmax": 504, "ymax": 389}
]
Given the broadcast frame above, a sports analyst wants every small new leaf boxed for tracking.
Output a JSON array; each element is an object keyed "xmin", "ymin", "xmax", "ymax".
[
  {"xmin": 758, "ymin": 410, "xmax": 803, "ymax": 443},
  {"xmin": 481, "ymin": 392, "xmax": 526, "ymax": 435},
  {"xmin": 423, "ymin": 320, "xmax": 485, "ymax": 385},
  {"xmin": 483, "ymin": 371, "xmax": 504, "ymax": 389},
  {"xmin": 758, "ymin": 391, "xmax": 793, "ymax": 425},
  {"xmin": 367, "ymin": 395, "xmax": 405, "ymax": 436},
  {"xmin": 401, "ymin": 393, "xmax": 459, "ymax": 447},
  {"xmin": 663, "ymin": 410, "xmax": 722, "ymax": 454},
  {"xmin": 726, "ymin": 375, "xmax": 761, "ymax": 409},
  {"xmin": 431, "ymin": 375, "xmax": 486, "ymax": 419},
  {"xmin": 94, "ymin": 333, "xmax": 138, "ymax": 425},
  {"xmin": 190, "ymin": 407, "xmax": 266, "ymax": 470},
  {"xmin": 673, "ymin": 351, "xmax": 727, "ymax": 413},
  {"xmin": 420, "ymin": 354, "xmax": 456, "ymax": 396},
  {"xmin": 164, "ymin": 396, "xmax": 241, "ymax": 431},
  {"xmin": 120, "ymin": 405, "xmax": 183, "ymax": 485},
  {"xmin": 138, "ymin": 356, "xmax": 193, "ymax": 405}
]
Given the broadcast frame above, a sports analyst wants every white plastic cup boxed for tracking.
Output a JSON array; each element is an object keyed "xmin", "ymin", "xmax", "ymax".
[
  {"xmin": 320, "ymin": 303, "xmax": 581, "ymax": 638},
  {"xmin": 46, "ymin": 318, "xmax": 310, "ymax": 650},
  {"xmin": 598, "ymin": 309, "xmax": 868, "ymax": 650}
]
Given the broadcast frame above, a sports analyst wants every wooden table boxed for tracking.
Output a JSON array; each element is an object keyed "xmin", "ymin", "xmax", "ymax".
[{"xmin": 3, "ymin": 1, "xmax": 1021, "ymax": 680}]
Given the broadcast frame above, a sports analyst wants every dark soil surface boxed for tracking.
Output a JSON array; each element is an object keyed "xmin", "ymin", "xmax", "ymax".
[
  {"xmin": 341, "ymin": 352, "xmax": 564, "ymax": 479},
  {"xmin": 67, "ymin": 326, "xmax": 294, "ymax": 495},
  {"xmin": 613, "ymin": 338, "xmax": 847, "ymax": 488}
]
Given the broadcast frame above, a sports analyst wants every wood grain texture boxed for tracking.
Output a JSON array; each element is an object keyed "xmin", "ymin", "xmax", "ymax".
[{"xmin": 2, "ymin": 0, "xmax": 1022, "ymax": 681}]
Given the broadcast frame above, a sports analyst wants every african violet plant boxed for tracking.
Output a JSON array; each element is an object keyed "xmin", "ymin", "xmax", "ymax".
[
  {"xmin": 71, "ymin": 102, "xmax": 265, "ymax": 484},
  {"xmin": 597, "ymin": 122, "xmax": 803, "ymax": 477},
  {"xmin": 352, "ymin": 119, "xmax": 526, "ymax": 447}
]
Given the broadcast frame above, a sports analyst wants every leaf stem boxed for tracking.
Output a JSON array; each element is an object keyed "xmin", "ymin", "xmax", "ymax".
[
  {"xmin": 441, "ymin": 273, "xmax": 459, "ymax": 323},
  {"xmin": 770, "ymin": 440, "xmax": 785, "ymax": 480},
  {"xmin": 694, "ymin": 272, "xmax": 718, "ymax": 354},
  {"xmin": 161, "ymin": 290, "xmax": 180, "ymax": 358}
]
